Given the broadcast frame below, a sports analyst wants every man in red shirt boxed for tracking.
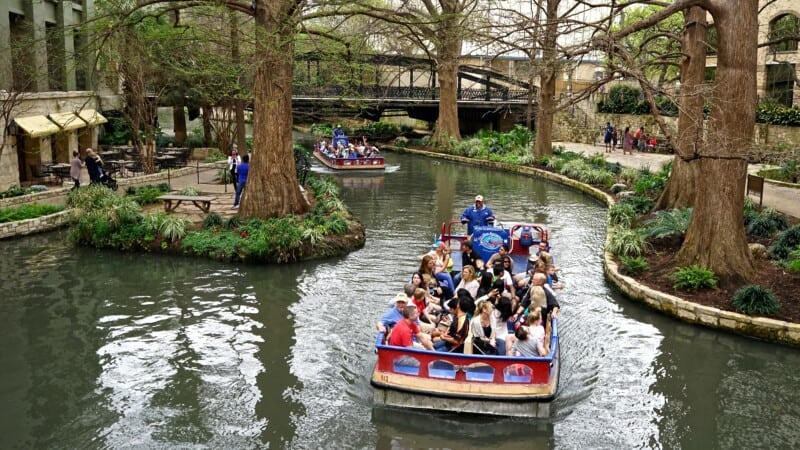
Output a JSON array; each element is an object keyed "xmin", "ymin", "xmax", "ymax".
[{"xmin": 389, "ymin": 305, "xmax": 434, "ymax": 350}]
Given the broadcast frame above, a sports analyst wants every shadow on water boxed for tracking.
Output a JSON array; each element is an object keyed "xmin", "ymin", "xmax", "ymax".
[{"xmin": 371, "ymin": 406, "xmax": 555, "ymax": 449}]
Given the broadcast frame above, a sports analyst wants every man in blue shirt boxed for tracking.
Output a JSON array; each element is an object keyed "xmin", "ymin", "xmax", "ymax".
[{"xmin": 460, "ymin": 195, "xmax": 495, "ymax": 235}]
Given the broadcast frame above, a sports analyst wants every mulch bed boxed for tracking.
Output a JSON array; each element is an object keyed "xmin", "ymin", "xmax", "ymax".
[{"xmin": 622, "ymin": 237, "xmax": 800, "ymax": 323}]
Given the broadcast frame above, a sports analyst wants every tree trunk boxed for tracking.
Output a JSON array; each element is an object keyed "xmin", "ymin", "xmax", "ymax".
[
  {"xmin": 201, "ymin": 102, "xmax": 213, "ymax": 147},
  {"xmin": 230, "ymin": 10, "xmax": 248, "ymax": 153},
  {"xmin": 173, "ymin": 103, "xmax": 187, "ymax": 147},
  {"xmin": 533, "ymin": 0, "xmax": 560, "ymax": 157},
  {"xmin": 432, "ymin": 30, "xmax": 462, "ymax": 146},
  {"xmin": 655, "ymin": 6, "xmax": 706, "ymax": 210},
  {"xmin": 675, "ymin": 1, "xmax": 757, "ymax": 284},
  {"xmin": 242, "ymin": 0, "xmax": 308, "ymax": 219}
]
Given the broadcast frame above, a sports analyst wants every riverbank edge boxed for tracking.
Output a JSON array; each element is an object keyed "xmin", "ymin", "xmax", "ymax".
[
  {"xmin": 388, "ymin": 145, "xmax": 800, "ymax": 348},
  {"xmin": 1, "ymin": 163, "xmax": 368, "ymax": 263}
]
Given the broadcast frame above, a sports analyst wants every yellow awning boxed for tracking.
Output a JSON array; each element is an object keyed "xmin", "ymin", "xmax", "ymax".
[
  {"xmin": 49, "ymin": 112, "xmax": 86, "ymax": 132},
  {"xmin": 14, "ymin": 115, "xmax": 61, "ymax": 138},
  {"xmin": 77, "ymin": 109, "xmax": 108, "ymax": 126}
]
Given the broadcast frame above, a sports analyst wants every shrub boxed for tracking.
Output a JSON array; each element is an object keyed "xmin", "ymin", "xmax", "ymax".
[
  {"xmin": 633, "ymin": 173, "xmax": 667, "ymax": 195},
  {"xmin": 0, "ymin": 204, "xmax": 64, "ymax": 223},
  {"xmin": 203, "ymin": 213, "xmax": 224, "ymax": 229},
  {"xmin": 0, "ymin": 185, "xmax": 34, "ymax": 199},
  {"xmin": 620, "ymin": 195, "xmax": 654, "ymax": 215},
  {"xmin": 607, "ymin": 227, "xmax": 650, "ymax": 257},
  {"xmin": 608, "ymin": 203, "xmax": 637, "ymax": 228},
  {"xmin": 642, "ymin": 208, "xmax": 692, "ymax": 239},
  {"xmin": 127, "ymin": 184, "xmax": 170, "ymax": 205},
  {"xmin": 770, "ymin": 224, "xmax": 800, "ymax": 259},
  {"xmin": 559, "ymin": 159, "xmax": 590, "ymax": 178},
  {"xmin": 787, "ymin": 247, "xmax": 800, "ymax": 272},
  {"xmin": 179, "ymin": 186, "xmax": 200, "ymax": 196},
  {"xmin": 619, "ymin": 256, "xmax": 649, "ymax": 276},
  {"xmin": 225, "ymin": 216, "xmax": 243, "ymax": 230},
  {"xmin": 159, "ymin": 215, "xmax": 188, "ymax": 242},
  {"xmin": 731, "ymin": 285, "xmax": 781, "ymax": 315},
  {"xmin": 672, "ymin": 265, "xmax": 718, "ymax": 291},
  {"xmin": 618, "ymin": 168, "xmax": 640, "ymax": 184},
  {"xmin": 206, "ymin": 150, "xmax": 227, "ymax": 163},
  {"xmin": 746, "ymin": 208, "xmax": 787, "ymax": 238},
  {"xmin": 756, "ymin": 102, "xmax": 800, "ymax": 127}
]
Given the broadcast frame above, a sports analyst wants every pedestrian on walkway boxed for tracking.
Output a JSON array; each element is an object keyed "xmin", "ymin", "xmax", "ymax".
[
  {"xmin": 233, "ymin": 154, "xmax": 249, "ymax": 209},
  {"xmin": 622, "ymin": 127, "xmax": 634, "ymax": 155},
  {"xmin": 603, "ymin": 122, "xmax": 614, "ymax": 153},
  {"xmin": 70, "ymin": 151, "xmax": 84, "ymax": 190},
  {"xmin": 227, "ymin": 145, "xmax": 241, "ymax": 191}
]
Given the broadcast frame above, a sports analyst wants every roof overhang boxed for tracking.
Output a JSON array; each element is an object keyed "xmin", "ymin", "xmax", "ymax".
[
  {"xmin": 49, "ymin": 112, "xmax": 86, "ymax": 132},
  {"xmin": 77, "ymin": 109, "xmax": 108, "ymax": 126},
  {"xmin": 14, "ymin": 115, "xmax": 61, "ymax": 138}
]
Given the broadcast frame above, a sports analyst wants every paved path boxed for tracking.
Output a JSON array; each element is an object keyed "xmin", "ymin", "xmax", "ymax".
[{"xmin": 554, "ymin": 141, "xmax": 800, "ymax": 220}]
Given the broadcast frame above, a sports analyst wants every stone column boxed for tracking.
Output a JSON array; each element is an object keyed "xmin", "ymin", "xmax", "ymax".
[
  {"xmin": 23, "ymin": 0, "xmax": 49, "ymax": 92},
  {"xmin": 0, "ymin": 3, "xmax": 12, "ymax": 90},
  {"xmin": 57, "ymin": 0, "xmax": 76, "ymax": 91}
]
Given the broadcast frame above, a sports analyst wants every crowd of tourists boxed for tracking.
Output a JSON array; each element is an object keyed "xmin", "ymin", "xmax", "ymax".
[{"xmin": 376, "ymin": 196, "xmax": 563, "ymax": 358}]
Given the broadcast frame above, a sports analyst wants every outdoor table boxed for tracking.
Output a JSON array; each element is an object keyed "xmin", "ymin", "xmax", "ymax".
[
  {"xmin": 106, "ymin": 160, "xmax": 130, "ymax": 177},
  {"xmin": 50, "ymin": 163, "xmax": 71, "ymax": 184}
]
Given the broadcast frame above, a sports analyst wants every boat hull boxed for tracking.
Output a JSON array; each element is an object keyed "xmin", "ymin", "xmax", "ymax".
[
  {"xmin": 313, "ymin": 149, "xmax": 385, "ymax": 170},
  {"xmin": 371, "ymin": 320, "xmax": 560, "ymax": 417}
]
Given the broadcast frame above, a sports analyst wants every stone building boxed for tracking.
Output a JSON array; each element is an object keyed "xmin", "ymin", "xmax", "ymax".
[{"xmin": 0, "ymin": 0, "xmax": 107, "ymax": 190}]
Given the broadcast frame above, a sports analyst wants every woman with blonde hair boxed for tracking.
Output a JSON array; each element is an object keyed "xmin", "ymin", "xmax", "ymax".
[
  {"xmin": 470, "ymin": 300, "xmax": 497, "ymax": 355},
  {"xmin": 454, "ymin": 265, "xmax": 479, "ymax": 300}
]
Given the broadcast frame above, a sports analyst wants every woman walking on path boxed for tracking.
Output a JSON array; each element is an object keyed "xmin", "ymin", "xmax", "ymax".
[
  {"xmin": 70, "ymin": 151, "xmax": 84, "ymax": 190},
  {"xmin": 622, "ymin": 127, "xmax": 634, "ymax": 155}
]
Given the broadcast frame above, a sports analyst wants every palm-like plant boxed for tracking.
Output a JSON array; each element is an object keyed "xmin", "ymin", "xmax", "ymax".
[
  {"xmin": 642, "ymin": 208, "xmax": 692, "ymax": 239},
  {"xmin": 160, "ymin": 215, "xmax": 188, "ymax": 242}
]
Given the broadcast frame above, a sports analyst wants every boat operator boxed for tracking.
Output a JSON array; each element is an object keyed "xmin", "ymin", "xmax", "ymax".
[{"xmin": 460, "ymin": 195, "xmax": 495, "ymax": 235}]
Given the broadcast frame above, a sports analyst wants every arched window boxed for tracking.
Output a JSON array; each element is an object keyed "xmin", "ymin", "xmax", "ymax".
[{"xmin": 769, "ymin": 14, "xmax": 800, "ymax": 52}]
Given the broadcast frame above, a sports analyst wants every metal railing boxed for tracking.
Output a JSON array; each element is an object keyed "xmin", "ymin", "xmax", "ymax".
[{"xmin": 293, "ymin": 85, "xmax": 532, "ymax": 103}]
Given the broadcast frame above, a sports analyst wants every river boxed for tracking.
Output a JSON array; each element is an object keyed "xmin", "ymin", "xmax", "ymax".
[{"xmin": 1, "ymin": 151, "xmax": 798, "ymax": 449}]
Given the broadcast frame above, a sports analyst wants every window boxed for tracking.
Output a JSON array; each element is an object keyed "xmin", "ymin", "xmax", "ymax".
[
  {"xmin": 769, "ymin": 14, "xmax": 800, "ymax": 53},
  {"xmin": 765, "ymin": 63, "xmax": 796, "ymax": 107}
]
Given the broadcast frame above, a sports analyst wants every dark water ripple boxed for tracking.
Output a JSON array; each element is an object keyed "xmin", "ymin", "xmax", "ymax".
[{"xmin": 2, "ymin": 153, "xmax": 800, "ymax": 450}]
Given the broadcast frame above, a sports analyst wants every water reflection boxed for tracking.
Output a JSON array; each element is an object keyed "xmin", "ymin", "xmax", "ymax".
[{"xmin": 2, "ymin": 153, "xmax": 800, "ymax": 448}]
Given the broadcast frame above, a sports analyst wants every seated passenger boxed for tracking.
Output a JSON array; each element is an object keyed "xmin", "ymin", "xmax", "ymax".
[
  {"xmin": 412, "ymin": 288, "xmax": 441, "ymax": 325},
  {"xmin": 388, "ymin": 304, "xmax": 435, "ymax": 350},
  {"xmin": 454, "ymin": 265, "xmax": 479, "ymax": 300},
  {"xmin": 420, "ymin": 253, "xmax": 455, "ymax": 293},
  {"xmin": 486, "ymin": 244, "xmax": 514, "ymax": 273},
  {"xmin": 470, "ymin": 300, "xmax": 498, "ymax": 355},
  {"xmin": 547, "ymin": 264, "xmax": 564, "ymax": 290},
  {"xmin": 436, "ymin": 296, "xmax": 471, "ymax": 353},
  {"xmin": 510, "ymin": 307, "xmax": 547, "ymax": 357}
]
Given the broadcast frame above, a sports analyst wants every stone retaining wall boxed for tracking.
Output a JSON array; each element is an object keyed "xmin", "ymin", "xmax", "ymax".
[
  {"xmin": 0, "ymin": 210, "xmax": 71, "ymax": 240},
  {"xmin": 388, "ymin": 145, "xmax": 800, "ymax": 347}
]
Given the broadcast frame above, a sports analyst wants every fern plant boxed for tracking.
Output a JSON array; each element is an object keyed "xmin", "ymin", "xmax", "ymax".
[
  {"xmin": 619, "ymin": 256, "xmax": 649, "ymax": 275},
  {"xmin": 179, "ymin": 186, "xmax": 200, "ymax": 196},
  {"xmin": 672, "ymin": 265, "xmax": 718, "ymax": 291},
  {"xmin": 731, "ymin": 285, "xmax": 780, "ymax": 315},
  {"xmin": 203, "ymin": 213, "xmax": 223, "ymax": 229},
  {"xmin": 770, "ymin": 224, "xmax": 800, "ymax": 260},
  {"xmin": 642, "ymin": 208, "xmax": 692, "ymax": 239}
]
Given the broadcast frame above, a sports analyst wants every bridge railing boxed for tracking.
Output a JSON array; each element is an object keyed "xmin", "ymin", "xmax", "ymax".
[{"xmin": 293, "ymin": 85, "xmax": 532, "ymax": 103}]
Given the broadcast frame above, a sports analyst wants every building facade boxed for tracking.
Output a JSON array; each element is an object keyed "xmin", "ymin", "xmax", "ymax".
[{"xmin": 0, "ymin": 0, "xmax": 106, "ymax": 190}]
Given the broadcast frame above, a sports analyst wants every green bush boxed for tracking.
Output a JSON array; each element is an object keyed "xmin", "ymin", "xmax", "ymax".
[
  {"xmin": 159, "ymin": 215, "xmax": 188, "ymax": 242},
  {"xmin": 206, "ymin": 150, "xmax": 227, "ymax": 163},
  {"xmin": 672, "ymin": 265, "xmax": 718, "ymax": 292},
  {"xmin": 126, "ymin": 184, "xmax": 170, "ymax": 205},
  {"xmin": 633, "ymin": 173, "xmax": 667, "ymax": 195},
  {"xmin": 0, "ymin": 185, "xmax": 35, "ymax": 199},
  {"xmin": 179, "ymin": 186, "xmax": 200, "ymax": 196},
  {"xmin": 731, "ymin": 285, "xmax": 781, "ymax": 315},
  {"xmin": 620, "ymin": 195, "xmax": 654, "ymax": 215},
  {"xmin": 756, "ymin": 102, "xmax": 800, "ymax": 127},
  {"xmin": 787, "ymin": 247, "xmax": 800, "ymax": 272},
  {"xmin": 203, "ymin": 213, "xmax": 223, "ymax": 229},
  {"xmin": 619, "ymin": 256, "xmax": 649, "ymax": 276},
  {"xmin": 746, "ymin": 208, "xmax": 788, "ymax": 237},
  {"xmin": 185, "ymin": 127, "xmax": 212, "ymax": 148},
  {"xmin": 0, "ymin": 204, "xmax": 64, "ymax": 223},
  {"xmin": 642, "ymin": 208, "xmax": 692, "ymax": 239},
  {"xmin": 225, "ymin": 216, "xmax": 243, "ymax": 230},
  {"xmin": 608, "ymin": 203, "xmax": 637, "ymax": 228},
  {"xmin": 770, "ymin": 224, "xmax": 800, "ymax": 259},
  {"xmin": 354, "ymin": 121, "xmax": 400, "ymax": 137},
  {"xmin": 607, "ymin": 227, "xmax": 651, "ymax": 257}
]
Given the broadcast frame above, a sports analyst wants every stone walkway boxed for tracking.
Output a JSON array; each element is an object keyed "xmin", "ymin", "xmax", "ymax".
[{"xmin": 554, "ymin": 141, "xmax": 800, "ymax": 219}]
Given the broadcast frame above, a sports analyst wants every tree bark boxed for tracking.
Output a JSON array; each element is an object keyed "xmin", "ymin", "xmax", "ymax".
[
  {"xmin": 201, "ymin": 102, "xmax": 213, "ymax": 147},
  {"xmin": 675, "ymin": 1, "xmax": 757, "ymax": 284},
  {"xmin": 533, "ymin": 0, "xmax": 560, "ymax": 157},
  {"xmin": 432, "ymin": 32, "xmax": 462, "ymax": 146},
  {"xmin": 173, "ymin": 102, "xmax": 187, "ymax": 147},
  {"xmin": 655, "ymin": 6, "xmax": 706, "ymax": 210},
  {"xmin": 230, "ymin": 10, "xmax": 248, "ymax": 153},
  {"xmin": 242, "ymin": 0, "xmax": 308, "ymax": 219}
]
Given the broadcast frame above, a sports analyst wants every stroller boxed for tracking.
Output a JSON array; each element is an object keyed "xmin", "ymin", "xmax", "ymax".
[{"xmin": 92, "ymin": 169, "xmax": 118, "ymax": 191}]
